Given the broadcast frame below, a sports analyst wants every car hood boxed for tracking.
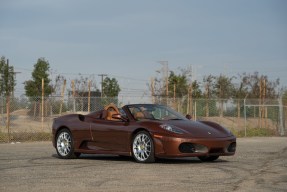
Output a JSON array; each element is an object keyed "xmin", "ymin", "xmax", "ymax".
[{"xmin": 161, "ymin": 120, "xmax": 232, "ymax": 138}]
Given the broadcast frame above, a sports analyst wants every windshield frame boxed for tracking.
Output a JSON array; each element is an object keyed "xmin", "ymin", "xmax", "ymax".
[{"xmin": 125, "ymin": 104, "xmax": 186, "ymax": 121}]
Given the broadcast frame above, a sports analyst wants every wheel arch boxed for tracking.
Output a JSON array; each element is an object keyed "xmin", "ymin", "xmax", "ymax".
[{"xmin": 131, "ymin": 128, "xmax": 152, "ymax": 140}]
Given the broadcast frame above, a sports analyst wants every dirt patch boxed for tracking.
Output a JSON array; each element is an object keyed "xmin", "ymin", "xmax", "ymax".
[
  {"xmin": 11, "ymin": 109, "xmax": 30, "ymax": 116},
  {"xmin": 198, "ymin": 116, "xmax": 278, "ymax": 131}
]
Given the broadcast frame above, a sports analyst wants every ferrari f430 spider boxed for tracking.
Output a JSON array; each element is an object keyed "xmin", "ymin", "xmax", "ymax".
[{"xmin": 52, "ymin": 103, "xmax": 236, "ymax": 163}]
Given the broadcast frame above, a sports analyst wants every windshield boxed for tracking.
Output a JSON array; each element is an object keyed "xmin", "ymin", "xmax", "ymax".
[{"xmin": 127, "ymin": 104, "xmax": 186, "ymax": 121}]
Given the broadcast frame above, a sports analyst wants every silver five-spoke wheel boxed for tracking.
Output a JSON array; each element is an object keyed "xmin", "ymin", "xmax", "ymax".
[{"xmin": 132, "ymin": 131, "xmax": 155, "ymax": 163}]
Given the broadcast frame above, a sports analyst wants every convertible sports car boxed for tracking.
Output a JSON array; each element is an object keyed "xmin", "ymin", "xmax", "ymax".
[{"xmin": 52, "ymin": 103, "xmax": 236, "ymax": 163}]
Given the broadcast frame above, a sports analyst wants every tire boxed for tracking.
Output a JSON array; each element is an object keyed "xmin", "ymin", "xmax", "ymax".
[
  {"xmin": 56, "ymin": 129, "xmax": 80, "ymax": 159},
  {"xmin": 198, "ymin": 155, "xmax": 219, "ymax": 162},
  {"xmin": 132, "ymin": 131, "xmax": 155, "ymax": 163}
]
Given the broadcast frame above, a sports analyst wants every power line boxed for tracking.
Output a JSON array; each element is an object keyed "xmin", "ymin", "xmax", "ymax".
[{"xmin": 15, "ymin": 67, "xmax": 150, "ymax": 83}]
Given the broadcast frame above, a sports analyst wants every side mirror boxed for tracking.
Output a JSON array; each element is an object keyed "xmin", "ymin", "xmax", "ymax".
[
  {"xmin": 112, "ymin": 114, "xmax": 128, "ymax": 122},
  {"xmin": 112, "ymin": 114, "xmax": 122, "ymax": 120},
  {"xmin": 186, "ymin": 114, "xmax": 192, "ymax": 120}
]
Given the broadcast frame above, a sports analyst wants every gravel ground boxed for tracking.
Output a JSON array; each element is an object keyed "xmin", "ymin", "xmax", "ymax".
[{"xmin": 0, "ymin": 137, "xmax": 286, "ymax": 192}]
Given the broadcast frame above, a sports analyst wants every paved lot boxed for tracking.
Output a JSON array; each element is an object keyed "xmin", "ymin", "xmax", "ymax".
[{"xmin": 0, "ymin": 137, "xmax": 287, "ymax": 192}]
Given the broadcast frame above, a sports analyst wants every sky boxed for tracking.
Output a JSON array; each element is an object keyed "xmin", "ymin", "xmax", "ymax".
[{"xmin": 0, "ymin": 0, "xmax": 287, "ymax": 97}]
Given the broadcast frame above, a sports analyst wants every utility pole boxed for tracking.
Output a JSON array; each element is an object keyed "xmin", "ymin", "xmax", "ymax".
[
  {"xmin": 6, "ymin": 59, "xmax": 11, "ymax": 142},
  {"xmin": 59, "ymin": 79, "xmax": 66, "ymax": 115},
  {"xmin": 3, "ymin": 59, "xmax": 20, "ymax": 141},
  {"xmin": 98, "ymin": 74, "xmax": 107, "ymax": 97},
  {"xmin": 88, "ymin": 80, "xmax": 91, "ymax": 112},
  {"xmin": 4, "ymin": 59, "xmax": 20, "ymax": 142},
  {"xmin": 151, "ymin": 77, "xmax": 155, "ymax": 103},
  {"xmin": 187, "ymin": 65, "xmax": 193, "ymax": 115},
  {"xmin": 157, "ymin": 61, "xmax": 169, "ymax": 97}
]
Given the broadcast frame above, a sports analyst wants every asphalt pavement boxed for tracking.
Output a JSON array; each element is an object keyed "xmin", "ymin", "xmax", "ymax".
[{"xmin": 0, "ymin": 137, "xmax": 287, "ymax": 192}]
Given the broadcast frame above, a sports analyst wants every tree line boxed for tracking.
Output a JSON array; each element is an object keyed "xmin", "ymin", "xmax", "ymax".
[
  {"xmin": 153, "ymin": 67, "xmax": 282, "ymax": 100},
  {"xmin": 19, "ymin": 57, "xmax": 120, "ymax": 98},
  {"xmin": 1, "ymin": 56, "xmax": 287, "ymax": 103}
]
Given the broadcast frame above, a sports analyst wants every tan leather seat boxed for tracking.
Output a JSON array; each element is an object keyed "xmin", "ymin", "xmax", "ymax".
[
  {"xmin": 104, "ymin": 103, "xmax": 120, "ymax": 114},
  {"xmin": 134, "ymin": 112, "xmax": 145, "ymax": 120},
  {"xmin": 101, "ymin": 110, "xmax": 108, "ymax": 119},
  {"xmin": 106, "ymin": 110, "xmax": 118, "ymax": 121}
]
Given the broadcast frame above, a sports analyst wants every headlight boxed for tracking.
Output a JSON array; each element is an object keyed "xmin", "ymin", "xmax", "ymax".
[{"xmin": 159, "ymin": 124, "xmax": 184, "ymax": 134}]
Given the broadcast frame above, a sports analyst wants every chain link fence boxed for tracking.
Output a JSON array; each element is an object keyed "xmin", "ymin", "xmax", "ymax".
[
  {"xmin": 0, "ymin": 96, "xmax": 286, "ymax": 143},
  {"xmin": 152, "ymin": 97, "xmax": 286, "ymax": 136}
]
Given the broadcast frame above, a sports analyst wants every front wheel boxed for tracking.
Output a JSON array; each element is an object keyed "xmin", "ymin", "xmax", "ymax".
[
  {"xmin": 56, "ymin": 129, "xmax": 79, "ymax": 159},
  {"xmin": 198, "ymin": 155, "xmax": 219, "ymax": 162},
  {"xmin": 132, "ymin": 131, "xmax": 155, "ymax": 163}
]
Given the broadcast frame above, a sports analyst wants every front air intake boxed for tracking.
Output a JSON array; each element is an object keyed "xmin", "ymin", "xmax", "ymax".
[
  {"xmin": 228, "ymin": 142, "xmax": 236, "ymax": 152},
  {"xmin": 179, "ymin": 143, "xmax": 196, "ymax": 153}
]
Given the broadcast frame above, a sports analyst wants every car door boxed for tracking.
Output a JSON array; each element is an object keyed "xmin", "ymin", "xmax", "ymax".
[{"xmin": 90, "ymin": 119, "xmax": 130, "ymax": 152}]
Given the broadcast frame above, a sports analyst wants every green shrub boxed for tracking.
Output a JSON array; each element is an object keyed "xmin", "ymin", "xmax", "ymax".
[
  {"xmin": 230, "ymin": 127, "xmax": 276, "ymax": 137},
  {"xmin": 0, "ymin": 132, "xmax": 52, "ymax": 142}
]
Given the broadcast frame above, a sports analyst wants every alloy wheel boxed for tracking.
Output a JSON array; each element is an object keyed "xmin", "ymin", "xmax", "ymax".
[
  {"xmin": 57, "ymin": 131, "xmax": 72, "ymax": 157},
  {"xmin": 132, "ymin": 132, "xmax": 152, "ymax": 162}
]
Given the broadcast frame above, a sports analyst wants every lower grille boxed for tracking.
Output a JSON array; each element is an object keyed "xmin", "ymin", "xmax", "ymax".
[{"xmin": 179, "ymin": 143, "xmax": 196, "ymax": 153}]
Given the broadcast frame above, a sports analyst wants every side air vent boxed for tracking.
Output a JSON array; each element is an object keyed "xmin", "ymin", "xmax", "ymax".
[{"xmin": 78, "ymin": 114, "xmax": 85, "ymax": 122}]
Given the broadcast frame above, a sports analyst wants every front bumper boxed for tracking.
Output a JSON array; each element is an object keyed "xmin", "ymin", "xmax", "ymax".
[{"xmin": 153, "ymin": 134, "xmax": 236, "ymax": 158}]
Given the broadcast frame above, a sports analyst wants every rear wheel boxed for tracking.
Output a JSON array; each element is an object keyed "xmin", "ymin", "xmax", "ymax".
[
  {"xmin": 198, "ymin": 155, "xmax": 219, "ymax": 162},
  {"xmin": 132, "ymin": 131, "xmax": 155, "ymax": 163},
  {"xmin": 56, "ymin": 129, "xmax": 80, "ymax": 159}
]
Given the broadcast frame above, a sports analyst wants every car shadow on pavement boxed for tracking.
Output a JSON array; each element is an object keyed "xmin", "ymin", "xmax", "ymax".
[
  {"xmin": 52, "ymin": 154, "xmax": 230, "ymax": 164},
  {"xmin": 155, "ymin": 158, "xmax": 229, "ymax": 164}
]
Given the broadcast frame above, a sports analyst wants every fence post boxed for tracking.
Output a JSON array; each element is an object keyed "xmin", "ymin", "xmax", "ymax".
[
  {"xmin": 278, "ymin": 97, "xmax": 285, "ymax": 136},
  {"xmin": 42, "ymin": 78, "xmax": 44, "ymax": 129},
  {"xmin": 194, "ymin": 101, "xmax": 197, "ymax": 121},
  {"xmin": 6, "ymin": 94, "xmax": 10, "ymax": 142},
  {"xmin": 72, "ymin": 80, "xmax": 76, "ymax": 112},
  {"xmin": 88, "ymin": 80, "xmax": 91, "ymax": 113},
  {"xmin": 244, "ymin": 97, "xmax": 247, "ymax": 137}
]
